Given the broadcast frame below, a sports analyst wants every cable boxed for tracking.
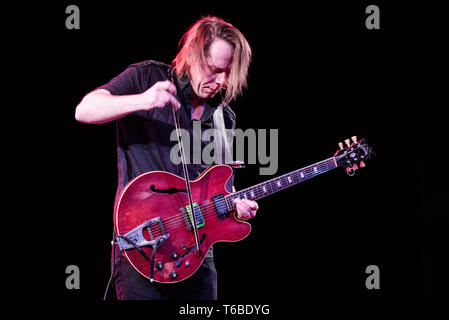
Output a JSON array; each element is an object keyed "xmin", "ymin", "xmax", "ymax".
[
  {"xmin": 149, "ymin": 237, "xmax": 166, "ymax": 283},
  {"xmin": 103, "ymin": 232, "xmax": 152, "ymax": 300},
  {"xmin": 103, "ymin": 227, "xmax": 116, "ymax": 301}
]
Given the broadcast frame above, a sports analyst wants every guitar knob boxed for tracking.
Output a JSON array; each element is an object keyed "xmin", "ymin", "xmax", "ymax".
[
  {"xmin": 170, "ymin": 251, "xmax": 179, "ymax": 259},
  {"xmin": 156, "ymin": 261, "xmax": 164, "ymax": 270},
  {"xmin": 169, "ymin": 270, "xmax": 178, "ymax": 279}
]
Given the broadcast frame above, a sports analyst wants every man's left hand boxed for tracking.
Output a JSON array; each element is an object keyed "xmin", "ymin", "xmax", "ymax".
[{"xmin": 234, "ymin": 198, "xmax": 259, "ymax": 221}]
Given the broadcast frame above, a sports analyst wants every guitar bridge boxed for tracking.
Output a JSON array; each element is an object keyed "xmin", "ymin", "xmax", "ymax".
[{"xmin": 116, "ymin": 217, "xmax": 170, "ymax": 251}]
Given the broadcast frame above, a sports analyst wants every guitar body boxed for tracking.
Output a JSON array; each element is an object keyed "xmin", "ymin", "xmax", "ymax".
[{"xmin": 114, "ymin": 164, "xmax": 251, "ymax": 283}]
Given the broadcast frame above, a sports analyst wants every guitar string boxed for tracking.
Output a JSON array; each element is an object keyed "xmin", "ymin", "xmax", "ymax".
[
  {"xmin": 142, "ymin": 160, "xmax": 334, "ymax": 230},
  {"xmin": 165, "ymin": 158, "xmax": 336, "ymax": 224},
  {"xmin": 122, "ymin": 143, "xmax": 363, "ymax": 237},
  {"xmin": 133, "ymin": 161, "xmax": 337, "ymax": 235},
  {"xmin": 138, "ymin": 161, "xmax": 336, "ymax": 234},
  {"xmin": 153, "ymin": 161, "xmax": 335, "ymax": 233}
]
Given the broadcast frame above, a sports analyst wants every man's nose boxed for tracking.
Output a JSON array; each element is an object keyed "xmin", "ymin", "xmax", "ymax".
[{"xmin": 215, "ymin": 72, "xmax": 227, "ymax": 86}]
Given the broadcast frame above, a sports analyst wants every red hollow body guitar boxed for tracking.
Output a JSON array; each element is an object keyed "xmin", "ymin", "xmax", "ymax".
[{"xmin": 114, "ymin": 137, "xmax": 372, "ymax": 283}]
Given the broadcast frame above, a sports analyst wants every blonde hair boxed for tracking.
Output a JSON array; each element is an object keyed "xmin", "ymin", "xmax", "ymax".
[{"xmin": 172, "ymin": 16, "xmax": 252, "ymax": 105}]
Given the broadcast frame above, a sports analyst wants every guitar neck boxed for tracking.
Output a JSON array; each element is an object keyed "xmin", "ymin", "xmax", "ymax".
[{"xmin": 225, "ymin": 157, "xmax": 337, "ymax": 210}]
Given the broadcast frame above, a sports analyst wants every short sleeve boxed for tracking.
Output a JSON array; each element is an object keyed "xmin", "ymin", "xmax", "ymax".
[{"xmin": 98, "ymin": 66, "xmax": 143, "ymax": 95}]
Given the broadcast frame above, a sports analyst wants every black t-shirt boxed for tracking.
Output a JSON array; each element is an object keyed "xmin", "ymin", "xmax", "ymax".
[{"xmin": 98, "ymin": 60, "xmax": 236, "ymax": 202}]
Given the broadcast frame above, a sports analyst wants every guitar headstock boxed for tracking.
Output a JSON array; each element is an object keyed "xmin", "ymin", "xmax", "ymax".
[{"xmin": 333, "ymin": 136, "xmax": 372, "ymax": 176}]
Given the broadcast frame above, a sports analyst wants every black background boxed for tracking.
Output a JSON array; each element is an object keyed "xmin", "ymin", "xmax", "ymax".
[{"xmin": 3, "ymin": 0, "xmax": 447, "ymax": 304}]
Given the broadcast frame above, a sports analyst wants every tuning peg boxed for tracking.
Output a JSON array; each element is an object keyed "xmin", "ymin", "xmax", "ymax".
[
  {"xmin": 360, "ymin": 161, "xmax": 366, "ymax": 168},
  {"xmin": 353, "ymin": 163, "xmax": 358, "ymax": 170},
  {"xmin": 345, "ymin": 139, "xmax": 351, "ymax": 147},
  {"xmin": 338, "ymin": 142, "xmax": 344, "ymax": 149},
  {"xmin": 351, "ymin": 136, "xmax": 357, "ymax": 142},
  {"xmin": 346, "ymin": 166, "xmax": 355, "ymax": 176}
]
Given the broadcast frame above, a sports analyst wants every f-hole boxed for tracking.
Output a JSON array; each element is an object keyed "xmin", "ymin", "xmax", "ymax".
[{"xmin": 150, "ymin": 185, "xmax": 187, "ymax": 194}]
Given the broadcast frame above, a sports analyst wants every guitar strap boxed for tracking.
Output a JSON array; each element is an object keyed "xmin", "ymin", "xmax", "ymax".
[{"xmin": 212, "ymin": 102, "xmax": 234, "ymax": 165}]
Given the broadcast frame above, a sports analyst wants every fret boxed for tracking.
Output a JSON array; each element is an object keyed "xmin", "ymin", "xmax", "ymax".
[{"xmin": 225, "ymin": 157, "xmax": 337, "ymax": 208}]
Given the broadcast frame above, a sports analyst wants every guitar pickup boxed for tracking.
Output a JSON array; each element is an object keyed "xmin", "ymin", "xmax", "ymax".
[
  {"xmin": 180, "ymin": 203, "xmax": 204, "ymax": 231},
  {"xmin": 212, "ymin": 193, "xmax": 230, "ymax": 219}
]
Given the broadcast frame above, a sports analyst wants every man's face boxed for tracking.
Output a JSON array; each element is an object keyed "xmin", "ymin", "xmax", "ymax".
[{"xmin": 189, "ymin": 38, "xmax": 233, "ymax": 101}]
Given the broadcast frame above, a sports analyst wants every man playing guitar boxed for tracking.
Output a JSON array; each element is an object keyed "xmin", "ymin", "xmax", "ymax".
[{"xmin": 75, "ymin": 16, "xmax": 258, "ymax": 300}]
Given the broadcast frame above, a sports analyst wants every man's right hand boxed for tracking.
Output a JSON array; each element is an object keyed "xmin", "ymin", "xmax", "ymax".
[{"xmin": 140, "ymin": 80, "xmax": 181, "ymax": 111}]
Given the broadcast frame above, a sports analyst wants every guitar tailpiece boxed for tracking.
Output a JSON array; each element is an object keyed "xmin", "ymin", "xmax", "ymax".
[
  {"xmin": 115, "ymin": 218, "xmax": 170, "ymax": 251},
  {"xmin": 114, "ymin": 235, "xmax": 149, "ymax": 260}
]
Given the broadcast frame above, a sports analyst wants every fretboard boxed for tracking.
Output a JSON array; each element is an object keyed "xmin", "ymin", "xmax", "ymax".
[{"xmin": 225, "ymin": 157, "xmax": 337, "ymax": 210}]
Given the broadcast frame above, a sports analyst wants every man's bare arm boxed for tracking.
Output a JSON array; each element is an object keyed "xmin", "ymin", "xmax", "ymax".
[{"xmin": 75, "ymin": 81, "xmax": 180, "ymax": 124}]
